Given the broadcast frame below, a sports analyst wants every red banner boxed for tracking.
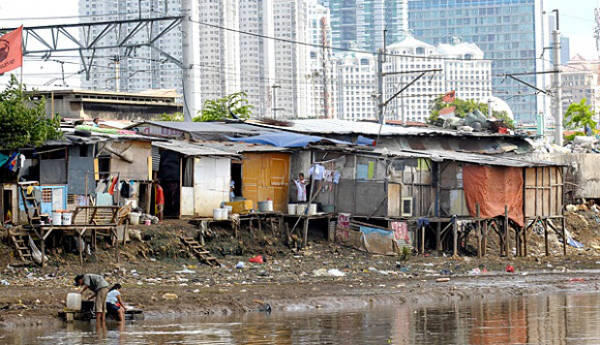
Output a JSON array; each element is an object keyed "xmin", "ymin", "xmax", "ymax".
[{"xmin": 0, "ymin": 26, "xmax": 23, "ymax": 74}]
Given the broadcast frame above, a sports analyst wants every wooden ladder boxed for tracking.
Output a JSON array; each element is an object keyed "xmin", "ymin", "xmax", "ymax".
[
  {"xmin": 18, "ymin": 182, "xmax": 42, "ymax": 226},
  {"xmin": 8, "ymin": 229, "xmax": 32, "ymax": 263},
  {"xmin": 179, "ymin": 236, "xmax": 220, "ymax": 267}
]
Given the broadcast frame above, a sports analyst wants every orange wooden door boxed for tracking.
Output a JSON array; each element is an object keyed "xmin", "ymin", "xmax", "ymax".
[{"xmin": 242, "ymin": 153, "xmax": 289, "ymax": 212}]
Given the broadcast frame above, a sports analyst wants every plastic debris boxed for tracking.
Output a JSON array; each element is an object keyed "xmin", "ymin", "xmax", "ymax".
[
  {"xmin": 236, "ymin": 261, "xmax": 245, "ymax": 269},
  {"xmin": 505, "ymin": 264, "xmax": 515, "ymax": 273},
  {"xmin": 249, "ymin": 255, "xmax": 265, "ymax": 264},
  {"xmin": 161, "ymin": 293, "xmax": 178, "ymax": 300},
  {"xmin": 436, "ymin": 278, "xmax": 450, "ymax": 283},
  {"xmin": 313, "ymin": 268, "xmax": 346, "ymax": 277}
]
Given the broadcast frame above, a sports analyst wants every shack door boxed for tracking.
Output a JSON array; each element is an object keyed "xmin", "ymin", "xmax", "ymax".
[{"xmin": 242, "ymin": 153, "xmax": 290, "ymax": 212}]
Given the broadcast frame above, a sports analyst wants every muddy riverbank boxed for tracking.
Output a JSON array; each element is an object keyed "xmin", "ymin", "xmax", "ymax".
[{"xmin": 3, "ymin": 218, "xmax": 600, "ymax": 329}]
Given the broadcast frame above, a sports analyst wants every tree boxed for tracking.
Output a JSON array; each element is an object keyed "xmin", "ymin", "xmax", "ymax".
[
  {"xmin": 157, "ymin": 112, "xmax": 184, "ymax": 121},
  {"xmin": 564, "ymin": 99, "xmax": 596, "ymax": 133},
  {"xmin": 194, "ymin": 92, "xmax": 253, "ymax": 122},
  {"xmin": 0, "ymin": 75, "xmax": 62, "ymax": 150}
]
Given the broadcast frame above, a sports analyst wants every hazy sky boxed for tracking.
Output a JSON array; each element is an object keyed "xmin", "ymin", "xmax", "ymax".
[{"xmin": 0, "ymin": 0, "xmax": 598, "ymax": 89}]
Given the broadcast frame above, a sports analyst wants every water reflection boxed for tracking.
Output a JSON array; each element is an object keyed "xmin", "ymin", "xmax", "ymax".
[{"xmin": 3, "ymin": 292, "xmax": 600, "ymax": 344}]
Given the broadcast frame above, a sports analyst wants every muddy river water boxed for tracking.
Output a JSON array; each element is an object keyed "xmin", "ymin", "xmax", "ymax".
[{"xmin": 2, "ymin": 291, "xmax": 600, "ymax": 344}]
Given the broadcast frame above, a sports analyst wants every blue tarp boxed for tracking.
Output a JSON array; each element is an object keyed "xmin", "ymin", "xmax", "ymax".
[
  {"xmin": 227, "ymin": 132, "xmax": 351, "ymax": 148},
  {"xmin": 357, "ymin": 135, "xmax": 375, "ymax": 146}
]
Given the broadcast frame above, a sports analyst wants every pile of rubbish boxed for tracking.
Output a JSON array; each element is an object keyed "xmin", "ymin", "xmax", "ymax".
[
  {"xmin": 529, "ymin": 135, "xmax": 600, "ymax": 154},
  {"xmin": 433, "ymin": 109, "xmax": 512, "ymax": 134}
]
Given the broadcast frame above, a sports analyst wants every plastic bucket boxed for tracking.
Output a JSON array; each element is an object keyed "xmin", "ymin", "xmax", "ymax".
[
  {"xmin": 296, "ymin": 204, "xmax": 307, "ymax": 215},
  {"xmin": 266, "ymin": 200, "xmax": 274, "ymax": 212},
  {"xmin": 129, "ymin": 212, "xmax": 141, "ymax": 225},
  {"xmin": 52, "ymin": 212, "xmax": 62, "ymax": 225},
  {"xmin": 213, "ymin": 208, "xmax": 227, "ymax": 220},
  {"xmin": 66, "ymin": 292, "xmax": 82, "ymax": 311},
  {"xmin": 287, "ymin": 204, "xmax": 297, "ymax": 215},
  {"xmin": 257, "ymin": 201, "xmax": 269, "ymax": 212},
  {"xmin": 62, "ymin": 212, "xmax": 73, "ymax": 226},
  {"xmin": 308, "ymin": 204, "xmax": 318, "ymax": 216}
]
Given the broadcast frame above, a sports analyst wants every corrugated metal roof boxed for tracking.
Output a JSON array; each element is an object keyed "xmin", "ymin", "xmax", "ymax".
[
  {"xmin": 401, "ymin": 149, "xmax": 564, "ymax": 167},
  {"xmin": 195, "ymin": 141, "xmax": 289, "ymax": 154},
  {"xmin": 246, "ymin": 119, "xmax": 514, "ymax": 138},
  {"xmin": 131, "ymin": 121, "xmax": 255, "ymax": 134},
  {"xmin": 152, "ymin": 140, "xmax": 240, "ymax": 157}
]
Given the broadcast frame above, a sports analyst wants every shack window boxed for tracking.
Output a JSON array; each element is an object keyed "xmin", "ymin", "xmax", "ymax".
[
  {"xmin": 356, "ymin": 157, "xmax": 377, "ymax": 180},
  {"xmin": 97, "ymin": 155, "xmax": 110, "ymax": 180},
  {"xmin": 79, "ymin": 145, "xmax": 89, "ymax": 157}
]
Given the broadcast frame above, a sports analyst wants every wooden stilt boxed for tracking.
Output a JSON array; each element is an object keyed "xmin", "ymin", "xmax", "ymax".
[
  {"xmin": 78, "ymin": 231, "xmax": 83, "ymax": 265},
  {"xmin": 544, "ymin": 219, "xmax": 549, "ymax": 256},
  {"xmin": 562, "ymin": 216, "xmax": 567, "ymax": 256},
  {"xmin": 420, "ymin": 225, "xmax": 425, "ymax": 255},
  {"xmin": 476, "ymin": 204, "xmax": 481, "ymax": 258},
  {"xmin": 524, "ymin": 222, "xmax": 528, "ymax": 257},
  {"xmin": 436, "ymin": 222, "xmax": 442, "ymax": 252},
  {"xmin": 482, "ymin": 221, "xmax": 488, "ymax": 257},
  {"xmin": 504, "ymin": 205, "xmax": 510, "ymax": 257},
  {"xmin": 40, "ymin": 229, "xmax": 45, "ymax": 268},
  {"xmin": 452, "ymin": 221, "xmax": 458, "ymax": 257},
  {"xmin": 303, "ymin": 217, "xmax": 309, "ymax": 248}
]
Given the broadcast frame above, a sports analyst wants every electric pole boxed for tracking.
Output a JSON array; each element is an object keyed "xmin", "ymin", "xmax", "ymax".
[
  {"xmin": 321, "ymin": 17, "xmax": 330, "ymax": 119},
  {"xmin": 272, "ymin": 84, "xmax": 281, "ymax": 119},
  {"xmin": 182, "ymin": 0, "xmax": 201, "ymax": 122},
  {"xmin": 552, "ymin": 9, "xmax": 563, "ymax": 146},
  {"xmin": 377, "ymin": 48, "xmax": 384, "ymax": 124}
]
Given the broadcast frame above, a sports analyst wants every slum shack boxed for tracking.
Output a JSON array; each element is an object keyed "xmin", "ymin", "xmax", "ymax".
[{"xmin": 153, "ymin": 140, "xmax": 239, "ymax": 218}]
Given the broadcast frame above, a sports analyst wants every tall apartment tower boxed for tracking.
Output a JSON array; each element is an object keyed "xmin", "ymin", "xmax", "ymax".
[
  {"xmin": 407, "ymin": 0, "xmax": 547, "ymax": 123},
  {"xmin": 78, "ymin": 0, "xmax": 183, "ymax": 94},
  {"xmin": 319, "ymin": 0, "xmax": 408, "ymax": 51},
  {"xmin": 239, "ymin": 0, "xmax": 276, "ymax": 117}
]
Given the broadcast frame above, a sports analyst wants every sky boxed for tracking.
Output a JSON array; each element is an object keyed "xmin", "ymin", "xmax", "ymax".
[{"xmin": 0, "ymin": 0, "xmax": 598, "ymax": 90}]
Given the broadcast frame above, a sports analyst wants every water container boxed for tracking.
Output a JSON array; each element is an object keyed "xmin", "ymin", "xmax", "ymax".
[
  {"xmin": 266, "ymin": 200, "xmax": 274, "ymax": 212},
  {"xmin": 224, "ymin": 205, "xmax": 233, "ymax": 216},
  {"xmin": 129, "ymin": 212, "xmax": 141, "ymax": 225},
  {"xmin": 296, "ymin": 204, "xmax": 307, "ymax": 215},
  {"xmin": 62, "ymin": 212, "xmax": 73, "ymax": 226},
  {"xmin": 308, "ymin": 204, "xmax": 318, "ymax": 216},
  {"xmin": 257, "ymin": 201, "xmax": 269, "ymax": 212},
  {"xmin": 213, "ymin": 208, "xmax": 227, "ymax": 220},
  {"xmin": 66, "ymin": 292, "xmax": 82, "ymax": 311},
  {"xmin": 287, "ymin": 204, "xmax": 297, "ymax": 215},
  {"xmin": 52, "ymin": 212, "xmax": 62, "ymax": 225}
]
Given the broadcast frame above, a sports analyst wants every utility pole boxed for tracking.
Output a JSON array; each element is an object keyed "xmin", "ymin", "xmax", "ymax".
[
  {"xmin": 182, "ymin": 0, "xmax": 201, "ymax": 122},
  {"xmin": 112, "ymin": 56, "xmax": 121, "ymax": 92},
  {"xmin": 321, "ymin": 17, "xmax": 330, "ymax": 119},
  {"xmin": 552, "ymin": 9, "xmax": 563, "ymax": 146},
  {"xmin": 377, "ymin": 48, "xmax": 384, "ymax": 124}
]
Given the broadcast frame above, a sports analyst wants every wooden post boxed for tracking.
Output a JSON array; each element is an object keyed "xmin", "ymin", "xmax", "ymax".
[
  {"xmin": 284, "ymin": 221, "xmax": 290, "ymax": 246},
  {"xmin": 544, "ymin": 219, "xmax": 549, "ymax": 256},
  {"xmin": 420, "ymin": 225, "xmax": 425, "ymax": 255},
  {"xmin": 482, "ymin": 221, "xmax": 488, "ymax": 257},
  {"xmin": 115, "ymin": 227, "xmax": 120, "ymax": 263},
  {"xmin": 303, "ymin": 217, "xmax": 309, "ymax": 248},
  {"xmin": 435, "ymin": 163, "xmax": 442, "ymax": 252},
  {"xmin": 504, "ymin": 205, "xmax": 510, "ymax": 257},
  {"xmin": 78, "ymin": 231, "xmax": 83, "ymax": 265},
  {"xmin": 40, "ymin": 229, "xmax": 45, "ymax": 268},
  {"xmin": 452, "ymin": 220, "xmax": 458, "ymax": 257},
  {"xmin": 476, "ymin": 203, "xmax": 481, "ymax": 258},
  {"xmin": 562, "ymin": 216, "xmax": 567, "ymax": 256}
]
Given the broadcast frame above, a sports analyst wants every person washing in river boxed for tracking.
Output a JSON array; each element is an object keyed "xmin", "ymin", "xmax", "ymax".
[
  {"xmin": 74, "ymin": 273, "xmax": 109, "ymax": 326},
  {"xmin": 106, "ymin": 283, "xmax": 126, "ymax": 321}
]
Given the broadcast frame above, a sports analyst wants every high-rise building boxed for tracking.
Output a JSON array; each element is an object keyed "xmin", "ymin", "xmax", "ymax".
[
  {"xmin": 554, "ymin": 54, "xmax": 600, "ymax": 122},
  {"xmin": 239, "ymin": 0, "xmax": 276, "ymax": 117},
  {"xmin": 79, "ymin": 0, "xmax": 240, "ymax": 109},
  {"xmin": 305, "ymin": 1, "xmax": 336, "ymax": 118},
  {"xmin": 384, "ymin": 36, "xmax": 492, "ymax": 123},
  {"xmin": 320, "ymin": 0, "xmax": 408, "ymax": 51},
  {"xmin": 198, "ymin": 0, "xmax": 241, "ymax": 101},
  {"xmin": 78, "ymin": 0, "xmax": 183, "ymax": 94},
  {"xmin": 334, "ymin": 52, "xmax": 378, "ymax": 121},
  {"xmin": 408, "ymin": 0, "xmax": 547, "ymax": 123}
]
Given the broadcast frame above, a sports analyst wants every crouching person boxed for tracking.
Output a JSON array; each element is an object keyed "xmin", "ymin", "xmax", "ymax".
[{"xmin": 106, "ymin": 283, "xmax": 126, "ymax": 321}]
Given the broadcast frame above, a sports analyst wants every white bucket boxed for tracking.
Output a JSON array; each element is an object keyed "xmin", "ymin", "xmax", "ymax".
[
  {"xmin": 224, "ymin": 205, "xmax": 233, "ymax": 217},
  {"xmin": 129, "ymin": 212, "xmax": 141, "ymax": 225},
  {"xmin": 52, "ymin": 212, "xmax": 62, "ymax": 225},
  {"xmin": 66, "ymin": 292, "xmax": 82, "ymax": 311},
  {"xmin": 62, "ymin": 212, "xmax": 73, "ymax": 226},
  {"xmin": 296, "ymin": 204, "xmax": 307, "ymax": 215},
  {"xmin": 287, "ymin": 204, "xmax": 297, "ymax": 215},
  {"xmin": 213, "ymin": 208, "xmax": 227, "ymax": 220},
  {"xmin": 308, "ymin": 203, "xmax": 318, "ymax": 216},
  {"xmin": 266, "ymin": 200, "xmax": 274, "ymax": 212}
]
